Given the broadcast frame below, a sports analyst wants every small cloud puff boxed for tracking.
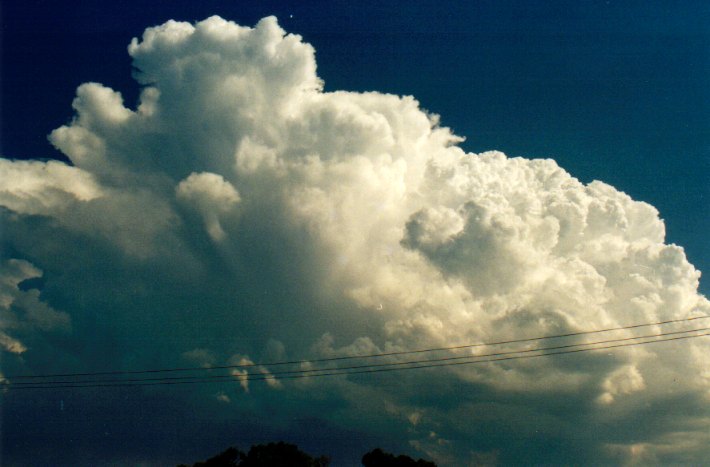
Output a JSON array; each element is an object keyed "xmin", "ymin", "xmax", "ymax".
[
  {"xmin": 0, "ymin": 259, "xmax": 70, "ymax": 354},
  {"xmin": 176, "ymin": 172, "xmax": 240, "ymax": 241}
]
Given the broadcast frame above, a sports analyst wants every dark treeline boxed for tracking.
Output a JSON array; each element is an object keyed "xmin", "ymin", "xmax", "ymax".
[
  {"xmin": 362, "ymin": 448, "xmax": 437, "ymax": 467},
  {"xmin": 179, "ymin": 442, "xmax": 437, "ymax": 466}
]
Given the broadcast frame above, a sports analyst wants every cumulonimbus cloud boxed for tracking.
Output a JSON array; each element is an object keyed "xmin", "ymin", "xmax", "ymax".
[{"xmin": 1, "ymin": 16, "xmax": 708, "ymax": 464}]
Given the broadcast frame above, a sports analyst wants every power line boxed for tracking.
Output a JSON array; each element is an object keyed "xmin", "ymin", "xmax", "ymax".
[
  {"xmin": 275, "ymin": 332, "xmax": 709, "ymax": 382},
  {"xmin": 10, "ymin": 332, "xmax": 709, "ymax": 389},
  {"xmin": 8, "ymin": 325, "xmax": 710, "ymax": 386},
  {"xmin": 7, "ymin": 314, "xmax": 709, "ymax": 381},
  {"xmin": 7, "ymin": 327, "xmax": 709, "ymax": 390}
]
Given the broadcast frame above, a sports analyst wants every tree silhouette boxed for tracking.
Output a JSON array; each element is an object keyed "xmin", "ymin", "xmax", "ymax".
[
  {"xmin": 179, "ymin": 442, "xmax": 330, "ymax": 467},
  {"xmin": 188, "ymin": 446, "xmax": 243, "ymax": 467},
  {"xmin": 179, "ymin": 443, "xmax": 435, "ymax": 466},
  {"xmin": 241, "ymin": 442, "xmax": 330, "ymax": 467},
  {"xmin": 361, "ymin": 448, "xmax": 437, "ymax": 467}
]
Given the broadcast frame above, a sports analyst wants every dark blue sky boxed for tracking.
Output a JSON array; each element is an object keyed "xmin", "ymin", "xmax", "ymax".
[{"xmin": 3, "ymin": 0, "xmax": 707, "ymax": 294}]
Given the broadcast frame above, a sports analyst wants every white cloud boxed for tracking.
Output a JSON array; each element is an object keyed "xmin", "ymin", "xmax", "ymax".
[
  {"xmin": 228, "ymin": 355, "xmax": 254, "ymax": 393},
  {"xmin": 176, "ymin": 172, "xmax": 240, "ymax": 241},
  {"xmin": 0, "ymin": 159, "xmax": 102, "ymax": 216},
  {"xmin": 597, "ymin": 364, "xmax": 646, "ymax": 405},
  {"xmin": 0, "ymin": 259, "xmax": 70, "ymax": 354},
  {"xmin": 1, "ymin": 15, "xmax": 708, "ymax": 464}
]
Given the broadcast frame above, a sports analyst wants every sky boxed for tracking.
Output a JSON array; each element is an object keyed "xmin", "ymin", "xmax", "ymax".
[{"xmin": 1, "ymin": 1, "xmax": 709, "ymax": 465}]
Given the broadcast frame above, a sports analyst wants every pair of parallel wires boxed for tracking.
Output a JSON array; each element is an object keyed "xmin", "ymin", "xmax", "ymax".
[{"xmin": 4, "ymin": 315, "xmax": 709, "ymax": 390}]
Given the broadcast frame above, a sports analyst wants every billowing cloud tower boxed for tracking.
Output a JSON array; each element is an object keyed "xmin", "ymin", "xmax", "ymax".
[{"xmin": 1, "ymin": 16, "xmax": 708, "ymax": 465}]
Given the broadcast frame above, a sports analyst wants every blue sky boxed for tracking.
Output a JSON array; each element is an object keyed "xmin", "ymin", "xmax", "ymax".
[{"xmin": 1, "ymin": 1, "xmax": 709, "ymax": 465}]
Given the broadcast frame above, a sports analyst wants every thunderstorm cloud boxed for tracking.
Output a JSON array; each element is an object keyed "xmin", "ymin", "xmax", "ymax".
[{"xmin": 1, "ymin": 16, "xmax": 709, "ymax": 465}]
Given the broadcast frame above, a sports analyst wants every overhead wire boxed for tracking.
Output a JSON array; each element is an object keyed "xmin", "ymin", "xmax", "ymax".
[
  {"xmin": 9, "ymin": 332, "xmax": 710, "ymax": 390},
  {"xmin": 6, "ymin": 314, "xmax": 709, "ymax": 382},
  {"xmin": 6, "ymin": 322, "xmax": 709, "ymax": 390},
  {"xmin": 8, "ymin": 325, "xmax": 710, "ymax": 387}
]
